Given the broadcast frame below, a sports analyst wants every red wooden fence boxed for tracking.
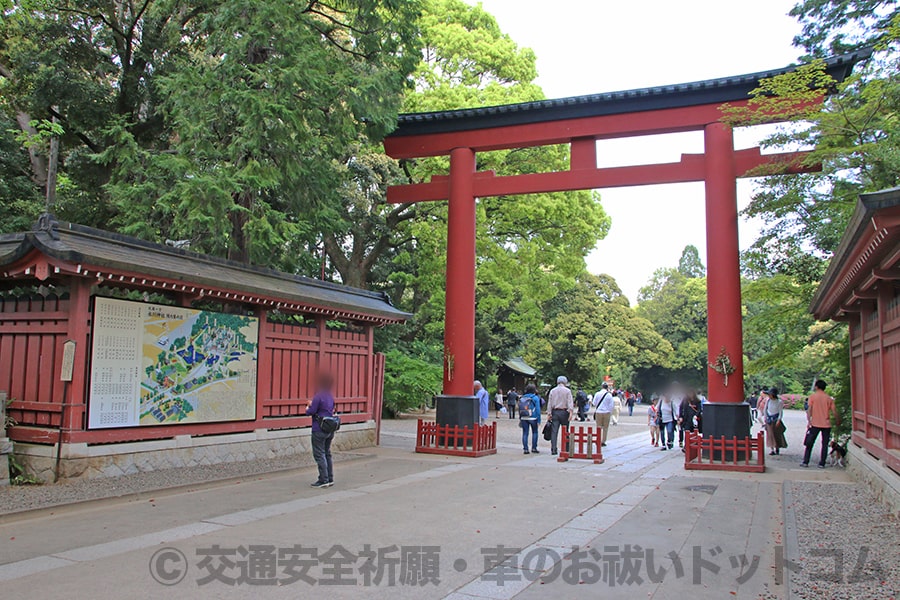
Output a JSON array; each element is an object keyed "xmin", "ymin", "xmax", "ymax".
[
  {"xmin": 0, "ymin": 295, "xmax": 70, "ymax": 429},
  {"xmin": 557, "ymin": 425, "xmax": 604, "ymax": 464},
  {"xmin": 684, "ymin": 430, "xmax": 766, "ymax": 472},
  {"xmin": 2, "ymin": 294, "xmax": 387, "ymax": 446},
  {"xmin": 415, "ymin": 420, "xmax": 497, "ymax": 457}
]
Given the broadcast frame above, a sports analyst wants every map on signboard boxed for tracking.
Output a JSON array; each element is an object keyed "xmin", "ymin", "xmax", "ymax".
[{"xmin": 88, "ymin": 297, "xmax": 258, "ymax": 429}]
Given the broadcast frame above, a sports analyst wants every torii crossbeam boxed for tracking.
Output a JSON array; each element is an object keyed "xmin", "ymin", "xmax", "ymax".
[{"xmin": 382, "ymin": 49, "xmax": 871, "ymax": 459}]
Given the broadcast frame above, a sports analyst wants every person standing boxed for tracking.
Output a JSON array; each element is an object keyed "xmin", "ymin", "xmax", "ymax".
[
  {"xmin": 611, "ymin": 392, "xmax": 623, "ymax": 425},
  {"xmin": 670, "ymin": 388, "xmax": 685, "ymax": 448},
  {"xmin": 755, "ymin": 390, "xmax": 768, "ymax": 430},
  {"xmin": 762, "ymin": 388, "xmax": 784, "ymax": 456},
  {"xmin": 658, "ymin": 395, "xmax": 677, "ymax": 450},
  {"xmin": 575, "ymin": 388, "xmax": 589, "ymax": 422},
  {"xmin": 593, "ymin": 382, "xmax": 614, "ymax": 447},
  {"xmin": 802, "ymin": 380, "xmax": 841, "ymax": 468},
  {"xmin": 546, "ymin": 376, "xmax": 574, "ymax": 455},
  {"xmin": 747, "ymin": 393, "xmax": 759, "ymax": 422},
  {"xmin": 518, "ymin": 384, "xmax": 541, "ymax": 454},
  {"xmin": 648, "ymin": 397, "xmax": 660, "ymax": 447},
  {"xmin": 626, "ymin": 392, "xmax": 635, "ymax": 417},
  {"xmin": 506, "ymin": 388, "xmax": 519, "ymax": 419},
  {"xmin": 475, "ymin": 381, "xmax": 490, "ymax": 425},
  {"xmin": 305, "ymin": 372, "xmax": 336, "ymax": 488},
  {"xmin": 679, "ymin": 392, "xmax": 703, "ymax": 453}
]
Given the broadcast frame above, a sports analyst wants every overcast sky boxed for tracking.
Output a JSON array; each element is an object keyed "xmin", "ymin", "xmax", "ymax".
[{"xmin": 471, "ymin": 0, "xmax": 804, "ymax": 302}]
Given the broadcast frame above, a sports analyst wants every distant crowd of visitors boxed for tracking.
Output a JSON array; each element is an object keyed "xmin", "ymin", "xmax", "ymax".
[
  {"xmin": 476, "ymin": 377, "xmax": 840, "ymax": 468},
  {"xmin": 489, "ymin": 378, "xmax": 660, "ymax": 455}
]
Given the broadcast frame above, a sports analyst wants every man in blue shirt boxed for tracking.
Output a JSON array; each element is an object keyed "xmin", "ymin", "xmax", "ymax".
[
  {"xmin": 305, "ymin": 373, "xmax": 336, "ymax": 488},
  {"xmin": 475, "ymin": 381, "xmax": 490, "ymax": 425}
]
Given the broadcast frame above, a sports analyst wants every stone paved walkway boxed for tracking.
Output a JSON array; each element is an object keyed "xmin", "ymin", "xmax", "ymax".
[{"xmin": 0, "ymin": 409, "xmax": 893, "ymax": 599}]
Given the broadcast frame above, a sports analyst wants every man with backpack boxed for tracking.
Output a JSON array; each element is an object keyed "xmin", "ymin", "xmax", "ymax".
[{"xmin": 518, "ymin": 384, "xmax": 541, "ymax": 454}]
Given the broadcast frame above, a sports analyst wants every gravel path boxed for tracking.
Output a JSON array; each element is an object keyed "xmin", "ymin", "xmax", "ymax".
[
  {"xmin": 0, "ymin": 451, "xmax": 364, "ymax": 517},
  {"xmin": 789, "ymin": 480, "xmax": 899, "ymax": 600}
]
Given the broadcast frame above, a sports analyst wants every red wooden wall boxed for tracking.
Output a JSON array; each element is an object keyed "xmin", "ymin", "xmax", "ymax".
[
  {"xmin": 849, "ymin": 284, "xmax": 900, "ymax": 474},
  {"xmin": 0, "ymin": 295, "xmax": 70, "ymax": 428},
  {"xmin": 257, "ymin": 317, "xmax": 374, "ymax": 419},
  {"xmin": 1, "ymin": 291, "xmax": 386, "ymax": 446}
]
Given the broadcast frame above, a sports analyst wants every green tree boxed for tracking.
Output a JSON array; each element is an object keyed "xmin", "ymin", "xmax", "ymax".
[
  {"xmin": 0, "ymin": 1, "xmax": 421, "ymax": 269},
  {"xmin": 677, "ymin": 244, "xmax": 706, "ymax": 278},
  {"xmin": 382, "ymin": 348, "xmax": 443, "ymax": 416},
  {"xmin": 525, "ymin": 273, "xmax": 672, "ymax": 389},
  {"xmin": 791, "ymin": 0, "xmax": 898, "ymax": 56},
  {"xmin": 635, "ymin": 267, "xmax": 708, "ymax": 391},
  {"xmin": 724, "ymin": 2, "xmax": 900, "ymax": 433},
  {"xmin": 383, "ymin": 0, "xmax": 610, "ymax": 376}
]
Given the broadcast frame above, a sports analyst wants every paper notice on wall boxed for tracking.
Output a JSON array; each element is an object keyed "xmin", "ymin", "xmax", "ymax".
[{"xmin": 88, "ymin": 297, "xmax": 143, "ymax": 428}]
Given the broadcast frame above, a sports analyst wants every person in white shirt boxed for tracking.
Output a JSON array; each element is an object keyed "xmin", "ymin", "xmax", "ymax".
[
  {"xmin": 592, "ymin": 382, "xmax": 615, "ymax": 447},
  {"xmin": 670, "ymin": 387, "xmax": 685, "ymax": 448}
]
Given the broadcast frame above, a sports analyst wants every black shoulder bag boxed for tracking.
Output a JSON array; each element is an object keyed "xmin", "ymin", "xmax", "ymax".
[{"xmin": 317, "ymin": 413, "xmax": 341, "ymax": 434}]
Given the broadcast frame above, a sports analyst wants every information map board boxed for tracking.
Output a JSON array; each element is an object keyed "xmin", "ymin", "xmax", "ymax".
[{"xmin": 88, "ymin": 297, "xmax": 259, "ymax": 429}]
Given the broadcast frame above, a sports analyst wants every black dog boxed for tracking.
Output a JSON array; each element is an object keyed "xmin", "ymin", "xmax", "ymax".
[{"xmin": 829, "ymin": 440, "xmax": 847, "ymax": 467}]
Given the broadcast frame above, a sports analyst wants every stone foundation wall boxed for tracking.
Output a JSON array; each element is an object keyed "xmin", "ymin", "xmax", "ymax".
[
  {"xmin": 847, "ymin": 442, "xmax": 900, "ymax": 518},
  {"xmin": 13, "ymin": 422, "xmax": 376, "ymax": 483}
]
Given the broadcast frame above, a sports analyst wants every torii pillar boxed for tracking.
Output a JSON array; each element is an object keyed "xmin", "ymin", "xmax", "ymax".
[
  {"xmin": 434, "ymin": 147, "xmax": 481, "ymax": 427},
  {"xmin": 702, "ymin": 122, "xmax": 751, "ymax": 442}
]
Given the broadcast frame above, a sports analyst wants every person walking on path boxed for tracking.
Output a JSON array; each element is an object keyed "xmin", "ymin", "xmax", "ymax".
[
  {"xmin": 658, "ymin": 395, "xmax": 677, "ymax": 450},
  {"xmin": 575, "ymin": 388, "xmax": 589, "ymax": 422},
  {"xmin": 592, "ymin": 382, "xmax": 614, "ymax": 447},
  {"xmin": 611, "ymin": 392, "xmax": 623, "ymax": 425},
  {"xmin": 755, "ymin": 390, "xmax": 768, "ymax": 432},
  {"xmin": 802, "ymin": 380, "xmax": 841, "ymax": 468},
  {"xmin": 475, "ymin": 381, "xmax": 490, "ymax": 425},
  {"xmin": 518, "ymin": 384, "xmax": 541, "ymax": 454},
  {"xmin": 506, "ymin": 388, "xmax": 519, "ymax": 419},
  {"xmin": 762, "ymin": 388, "xmax": 784, "ymax": 456},
  {"xmin": 546, "ymin": 376, "xmax": 574, "ymax": 455},
  {"xmin": 626, "ymin": 393, "xmax": 635, "ymax": 417},
  {"xmin": 305, "ymin": 372, "xmax": 336, "ymax": 488},
  {"xmin": 679, "ymin": 392, "xmax": 703, "ymax": 453},
  {"xmin": 648, "ymin": 397, "xmax": 660, "ymax": 447},
  {"xmin": 670, "ymin": 388, "xmax": 685, "ymax": 448}
]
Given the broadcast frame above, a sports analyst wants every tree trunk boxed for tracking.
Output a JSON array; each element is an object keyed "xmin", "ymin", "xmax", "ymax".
[
  {"xmin": 15, "ymin": 113, "xmax": 49, "ymax": 189},
  {"xmin": 228, "ymin": 192, "xmax": 251, "ymax": 263}
]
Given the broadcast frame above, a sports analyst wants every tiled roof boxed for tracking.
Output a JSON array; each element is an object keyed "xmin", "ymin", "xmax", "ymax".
[
  {"xmin": 810, "ymin": 187, "xmax": 900, "ymax": 319},
  {"xmin": 501, "ymin": 357, "xmax": 537, "ymax": 377},
  {"xmin": 391, "ymin": 48, "xmax": 873, "ymax": 137},
  {"xmin": 0, "ymin": 220, "xmax": 410, "ymax": 323}
]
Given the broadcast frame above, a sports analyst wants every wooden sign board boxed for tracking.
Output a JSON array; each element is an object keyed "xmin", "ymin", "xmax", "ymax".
[{"xmin": 60, "ymin": 340, "xmax": 76, "ymax": 382}]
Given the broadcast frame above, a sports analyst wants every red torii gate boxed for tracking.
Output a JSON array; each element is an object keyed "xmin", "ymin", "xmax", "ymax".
[{"xmin": 383, "ymin": 50, "xmax": 870, "ymax": 449}]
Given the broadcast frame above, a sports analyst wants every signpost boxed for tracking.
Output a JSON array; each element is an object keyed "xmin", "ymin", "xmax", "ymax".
[{"xmin": 55, "ymin": 339, "xmax": 76, "ymax": 482}]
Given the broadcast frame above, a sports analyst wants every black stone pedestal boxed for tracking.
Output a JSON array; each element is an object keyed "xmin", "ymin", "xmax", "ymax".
[
  {"xmin": 435, "ymin": 395, "xmax": 480, "ymax": 448},
  {"xmin": 702, "ymin": 402, "xmax": 752, "ymax": 461},
  {"xmin": 435, "ymin": 395, "xmax": 479, "ymax": 428}
]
